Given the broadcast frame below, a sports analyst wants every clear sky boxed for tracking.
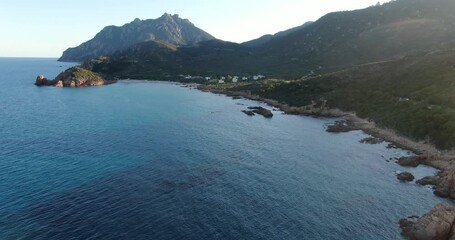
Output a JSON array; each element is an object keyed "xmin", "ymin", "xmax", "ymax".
[{"xmin": 0, "ymin": 0, "xmax": 389, "ymax": 57}]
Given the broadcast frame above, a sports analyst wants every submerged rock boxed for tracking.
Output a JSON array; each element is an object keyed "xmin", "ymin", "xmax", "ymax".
[
  {"xmin": 397, "ymin": 172, "xmax": 415, "ymax": 182},
  {"xmin": 400, "ymin": 203, "xmax": 455, "ymax": 240},
  {"xmin": 241, "ymin": 110, "xmax": 255, "ymax": 116}
]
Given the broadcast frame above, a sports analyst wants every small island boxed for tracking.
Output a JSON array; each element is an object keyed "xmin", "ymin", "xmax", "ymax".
[{"xmin": 35, "ymin": 66, "xmax": 116, "ymax": 87}]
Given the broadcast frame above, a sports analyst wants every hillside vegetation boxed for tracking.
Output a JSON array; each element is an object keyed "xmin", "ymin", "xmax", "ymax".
[
  {"xmin": 226, "ymin": 50, "xmax": 455, "ymax": 149},
  {"xmin": 89, "ymin": 0, "xmax": 455, "ymax": 79},
  {"xmin": 90, "ymin": 39, "xmax": 253, "ymax": 80}
]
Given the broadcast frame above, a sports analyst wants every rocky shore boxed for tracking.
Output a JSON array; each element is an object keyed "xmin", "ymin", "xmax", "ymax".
[
  {"xmin": 35, "ymin": 67, "xmax": 116, "ymax": 87},
  {"xmin": 197, "ymin": 84, "xmax": 455, "ymax": 239},
  {"xmin": 198, "ymin": 85, "xmax": 346, "ymax": 117},
  {"xmin": 400, "ymin": 204, "xmax": 455, "ymax": 240}
]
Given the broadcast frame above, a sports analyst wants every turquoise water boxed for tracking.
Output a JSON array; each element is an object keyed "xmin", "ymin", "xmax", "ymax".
[{"xmin": 0, "ymin": 58, "xmax": 447, "ymax": 239}]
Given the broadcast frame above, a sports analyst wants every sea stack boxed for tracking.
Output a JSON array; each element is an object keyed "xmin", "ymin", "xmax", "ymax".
[{"xmin": 35, "ymin": 75, "xmax": 54, "ymax": 86}]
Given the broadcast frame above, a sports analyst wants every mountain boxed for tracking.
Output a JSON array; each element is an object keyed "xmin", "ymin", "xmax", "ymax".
[
  {"xmin": 58, "ymin": 13, "xmax": 215, "ymax": 62},
  {"xmin": 88, "ymin": 0, "xmax": 455, "ymax": 80},
  {"xmin": 242, "ymin": 21, "xmax": 313, "ymax": 47},
  {"xmin": 256, "ymin": 0, "xmax": 455, "ymax": 73}
]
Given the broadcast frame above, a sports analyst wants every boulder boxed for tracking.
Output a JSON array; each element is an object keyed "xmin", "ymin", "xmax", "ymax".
[
  {"xmin": 400, "ymin": 204, "xmax": 455, "ymax": 240},
  {"xmin": 397, "ymin": 172, "xmax": 415, "ymax": 182}
]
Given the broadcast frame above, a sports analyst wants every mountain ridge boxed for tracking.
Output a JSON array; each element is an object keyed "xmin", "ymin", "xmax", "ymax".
[
  {"xmin": 58, "ymin": 13, "xmax": 215, "ymax": 62},
  {"xmin": 84, "ymin": 0, "xmax": 455, "ymax": 80},
  {"xmin": 242, "ymin": 21, "xmax": 313, "ymax": 47}
]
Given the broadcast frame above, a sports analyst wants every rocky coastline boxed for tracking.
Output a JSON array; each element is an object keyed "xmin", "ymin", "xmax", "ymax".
[
  {"xmin": 198, "ymin": 84, "xmax": 455, "ymax": 239},
  {"xmin": 399, "ymin": 204, "xmax": 455, "ymax": 240},
  {"xmin": 32, "ymin": 78, "xmax": 454, "ymax": 238}
]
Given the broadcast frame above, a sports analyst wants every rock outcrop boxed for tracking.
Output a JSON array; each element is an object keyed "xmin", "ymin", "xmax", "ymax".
[
  {"xmin": 416, "ymin": 175, "xmax": 441, "ymax": 186},
  {"xmin": 397, "ymin": 172, "xmax": 415, "ymax": 182},
  {"xmin": 35, "ymin": 75, "xmax": 55, "ymax": 86},
  {"xmin": 247, "ymin": 106, "xmax": 273, "ymax": 118},
  {"xmin": 432, "ymin": 169, "xmax": 455, "ymax": 198},
  {"xmin": 400, "ymin": 204, "xmax": 455, "ymax": 240},
  {"xmin": 326, "ymin": 120, "xmax": 357, "ymax": 133},
  {"xmin": 397, "ymin": 155, "xmax": 430, "ymax": 167},
  {"xmin": 35, "ymin": 67, "xmax": 115, "ymax": 88},
  {"xmin": 398, "ymin": 155, "xmax": 455, "ymax": 198},
  {"xmin": 360, "ymin": 137, "xmax": 384, "ymax": 144}
]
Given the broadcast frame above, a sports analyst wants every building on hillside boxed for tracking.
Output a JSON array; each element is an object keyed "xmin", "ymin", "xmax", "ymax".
[{"xmin": 253, "ymin": 75, "xmax": 265, "ymax": 81}]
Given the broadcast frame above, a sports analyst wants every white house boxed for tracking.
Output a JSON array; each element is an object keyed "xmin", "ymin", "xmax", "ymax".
[
  {"xmin": 218, "ymin": 80, "xmax": 225, "ymax": 84},
  {"xmin": 253, "ymin": 75, "xmax": 265, "ymax": 81},
  {"xmin": 205, "ymin": 77, "xmax": 211, "ymax": 81},
  {"xmin": 242, "ymin": 76, "xmax": 248, "ymax": 81},
  {"xmin": 220, "ymin": 76, "xmax": 226, "ymax": 81},
  {"xmin": 232, "ymin": 76, "xmax": 239, "ymax": 83}
]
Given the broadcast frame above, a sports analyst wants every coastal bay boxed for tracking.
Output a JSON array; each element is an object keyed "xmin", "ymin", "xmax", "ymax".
[{"xmin": 0, "ymin": 58, "xmax": 449, "ymax": 239}]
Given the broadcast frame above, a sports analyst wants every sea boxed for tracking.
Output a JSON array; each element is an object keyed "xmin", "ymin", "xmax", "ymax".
[{"xmin": 0, "ymin": 58, "xmax": 448, "ymax": 239}]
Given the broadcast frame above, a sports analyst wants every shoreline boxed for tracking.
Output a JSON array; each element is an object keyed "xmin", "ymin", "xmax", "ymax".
[
  {"xmin": 198, "ymin": 85, "xmax": 452, "ymax": 158},
  {"xmin": 31, "ymin": 76, "xmax": 455, "ymax": 238},
  {"xmin": 198, "ymin": 84, "xmax": 455, "ymax": 238}
]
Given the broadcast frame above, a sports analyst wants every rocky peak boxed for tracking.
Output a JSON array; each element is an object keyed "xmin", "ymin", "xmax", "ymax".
[
  {"xmin": 160, "ymin": 13, "xmax": 178, "ymax": 20},
  {"xmin": 59, "ymin": 13, "xmax": 215, "ymax": 62}
]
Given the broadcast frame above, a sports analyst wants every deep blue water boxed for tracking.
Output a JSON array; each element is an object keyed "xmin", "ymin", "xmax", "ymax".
[{"xmin": 0, "ymin": 58, "xmax": 448, "ymax": 239}]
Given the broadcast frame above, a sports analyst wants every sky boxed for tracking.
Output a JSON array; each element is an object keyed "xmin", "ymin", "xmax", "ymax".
[{"xmin": 0, "ymin": 0, "xmax": 390, "ymax": 57}]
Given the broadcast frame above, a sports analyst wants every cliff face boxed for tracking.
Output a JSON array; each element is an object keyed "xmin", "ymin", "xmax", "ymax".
[
  {"xmin": 58, "ymin": 13, "xmax": 215, "ymax": 62},
  {"xmin": 35, "ymin": 67, "xmax": 114, "ymax": 87}
]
